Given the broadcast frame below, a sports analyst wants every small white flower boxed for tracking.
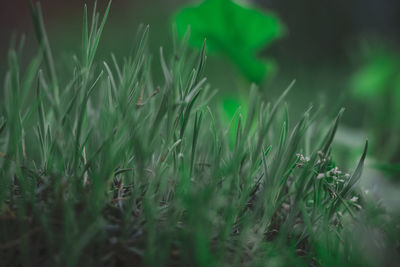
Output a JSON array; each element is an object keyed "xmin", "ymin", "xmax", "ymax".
[{"xmin": 350, "ymin": 196, "xmax": 358, "ymax": 202}]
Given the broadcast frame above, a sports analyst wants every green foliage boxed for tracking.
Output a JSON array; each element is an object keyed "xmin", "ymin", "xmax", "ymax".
[
  {"xmin": 174, "ymin": 0, "xmax": 285, "ymax": 83},
  {"xmin": 350, "ymin": 42, "xmax": 400, "ymax": 164},
  {"xmin": 0, "ymin": 2, "xmax": 398, "ymax": 267},
  {"xmin": 351, "ymin": 42, "xmax": 400, "ymax": 101}
]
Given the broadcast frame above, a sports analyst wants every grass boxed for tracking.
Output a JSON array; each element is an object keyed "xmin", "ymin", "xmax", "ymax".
[{"xmin": 0, "ymin": 2, "xmax": 399, "ymax": 266}]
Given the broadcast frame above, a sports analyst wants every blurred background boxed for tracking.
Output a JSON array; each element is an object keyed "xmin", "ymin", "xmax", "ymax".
[{"xmin": 1, "ymin": 0, "xmax": 399, "ymax": 205}]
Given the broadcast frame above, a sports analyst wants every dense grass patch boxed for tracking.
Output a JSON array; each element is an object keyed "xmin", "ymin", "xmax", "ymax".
[{"xmin": 0, "ymin": 2, "xmax": 398, "ymax": 266}]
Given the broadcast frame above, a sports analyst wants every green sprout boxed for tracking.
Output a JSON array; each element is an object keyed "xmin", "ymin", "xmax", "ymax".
[{"xmin": 174, "ymin": 0, "xmax": 285, "ymax": 83}]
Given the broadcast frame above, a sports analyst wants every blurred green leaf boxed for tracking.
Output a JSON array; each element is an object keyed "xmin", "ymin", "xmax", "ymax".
[
  {"xmin": 174, "ymin": 0, "xmax": 285, "ymax": 83},
  {"xmin": 351, "ymin": 45, "xmax": 400, "ymax": 99},
  {"xmin": 374, "ymin": 161, "xmax": 400, "ymax": 178},
  {"xmin": 350, "ymin": 42, "xmax": 400, "ymax": 164}
]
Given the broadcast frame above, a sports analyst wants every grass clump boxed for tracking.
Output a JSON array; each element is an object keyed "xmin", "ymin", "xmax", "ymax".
[{"xmin": 0, "ymin": 2, "xmax": 398, "ymax": 267}]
